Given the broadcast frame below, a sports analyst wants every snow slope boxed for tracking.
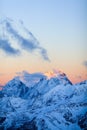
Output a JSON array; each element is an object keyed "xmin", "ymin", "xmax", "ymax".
[{"xmin": 0, "ymin": 71, "xmax": 87, "ymax": 130}]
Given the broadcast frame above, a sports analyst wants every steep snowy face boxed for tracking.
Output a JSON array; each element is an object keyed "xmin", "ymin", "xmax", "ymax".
[
  {"xmin": 71, "ymin": 80, "xmax": 87, "ymax": 103},
  {"xmin": 17, "ymin": 71, "xmax": 47, "ymax": 87},
  {"xmin": 45, "ymin": 70, "xmax": 72, "ymax": 85},
  {"xmin": 2, "ymin": 77, "xmax": 29, "ymax": 98}
]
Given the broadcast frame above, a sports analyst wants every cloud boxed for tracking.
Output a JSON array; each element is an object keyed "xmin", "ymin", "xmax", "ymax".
[
  {"xmin": 0, "ymin": 19, "xmax": 50, "ymax": 61},
  {"xmin": 39, "ymin": 47, "xmax": 50, "ymax": 61},
  {"xmin": 83, "ymin": 61, "xmax": 87, "ymax": 68},
  {"xmin": 0, "ymin": 39, "xmax": 20, "ymax": 56}
]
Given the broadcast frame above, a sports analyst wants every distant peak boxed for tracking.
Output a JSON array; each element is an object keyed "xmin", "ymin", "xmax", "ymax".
[
  {"xmin": 0, "ymin": 16, "xmax": 13, "ymax": 24},
  {"xmin": 77, "ymin": 80, "xmax": 87, "ymax": 85},
  {"xmin": 44, "ymin": 70, "xmax": 66, "ymax": 79}
]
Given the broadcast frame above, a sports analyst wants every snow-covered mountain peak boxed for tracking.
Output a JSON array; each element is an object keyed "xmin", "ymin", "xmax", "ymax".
[
  {"xmin": 3, "ymin": 76, "xmax": 24, "ymax": 91},
  {"xmin": 77, "ymin": 80, "xmax": 87, "ymax": 85},
  {"xmin": 6, "ymin": 76, "xmax": 21, "ymax": 84},
  {"xmin": 0, "ymin": 17, "xmax": 13, "ymax": 24},
  {"xmin": 16, "ymin": 71, "xmax": 47, "ymax": 87},
  {"xmin": 16, "ymin": 70, "xmax": 72, "ymax": 87},
  {"xmin": 44, "ymin": 70, "xmax": 72, "ymax": 85},
  {"xmin": 45, "ymin": 70, "xmax": 66, "ymax": 79},
  {"xmin": 2, "ymin": 77, "xmax": 29, "ymax": 98}
]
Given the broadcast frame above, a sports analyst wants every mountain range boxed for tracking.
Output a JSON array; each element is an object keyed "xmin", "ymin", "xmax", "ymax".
[{"xmin": 0, "ymin": 70, "xmax": 87, "ymax": 130}]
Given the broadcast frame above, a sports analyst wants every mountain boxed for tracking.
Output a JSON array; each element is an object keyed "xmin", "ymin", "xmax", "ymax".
[
  {"xmin": 17, "ymin": 71, "xmax": 47, "ymax": 87},
  {"xmin": 18, "ymin": 70, "xmax": 72, "ymax": 87},
  {"xmin": 0, "ymin": 71, "xmax": 87, "ymax": 130},
  {"xmin": 2, "ymin": 77, "xmax": 29, "ymax": 98}
]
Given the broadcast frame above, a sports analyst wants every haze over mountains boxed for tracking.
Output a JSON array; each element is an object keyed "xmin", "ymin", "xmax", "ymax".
[{"xmin": 0, "ymin": 70, "xmax": 87, "ymax": 130}]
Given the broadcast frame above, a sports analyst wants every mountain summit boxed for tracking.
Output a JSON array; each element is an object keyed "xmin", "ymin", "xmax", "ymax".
[
  {"xmin": 44, "ymin": 70, "xmax": 66, "ymax": 78},
  {"xmin": 0, "ymin": 70, "xmax": 87, "ymax": 130}
]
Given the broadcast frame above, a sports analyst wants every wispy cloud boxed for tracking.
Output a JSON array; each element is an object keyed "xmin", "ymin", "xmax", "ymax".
[
  {"xmin": 0, "ymin": 40, "xmax": 20, "ymax": 56},
  {"xmin": 39, "ymin": 47, "xmax": 50, "ymax": 61},
  {"xmin": 83, "ymin": 60, "xmax": 87, "ymax": 68},
  {"xmin": 0, "ymin": 18, "xmax": 50, "ymax": 61}
]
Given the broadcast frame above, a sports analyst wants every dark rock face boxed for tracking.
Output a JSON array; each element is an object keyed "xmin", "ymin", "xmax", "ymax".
[
  {"xmin": 4, "ymin": 120, "xmax": 37, "ymax": 130},
  {"xmin": 0, "ymin": 117, "xmax": 6, "ymax": 124},
  {"xmin": 0, "ymin": 117, "xmax": 6, "ymax": 130},
  {"xmin": 63, "ymin": 111, "xmax": 75, "ymax": 123},
  {"xmin": 18, "ymin": 121, "xmax": 37, "ymax": 130},
  {"xmin": 0, "ymin": 91, "xmax": 4, "ymax": 98},
  {"xmin": 78, "ymin": 112, "xmax": 87, "ymax": 130}
]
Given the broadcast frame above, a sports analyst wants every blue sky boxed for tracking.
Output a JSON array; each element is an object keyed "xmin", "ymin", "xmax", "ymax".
[{"xmin": 0, "ymin": 0, "xmax": 87, "ymax": 84}]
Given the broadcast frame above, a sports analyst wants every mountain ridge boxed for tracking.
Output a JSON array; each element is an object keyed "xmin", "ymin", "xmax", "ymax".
[{"xmin": 0, "ymin": 71, "xmax": 87, "ymax": 130}]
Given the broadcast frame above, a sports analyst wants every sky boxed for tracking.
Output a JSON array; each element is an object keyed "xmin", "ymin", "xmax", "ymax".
[{"xmin": 0, "ymin": 0, "xmax": 87, "ymax": 85}]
